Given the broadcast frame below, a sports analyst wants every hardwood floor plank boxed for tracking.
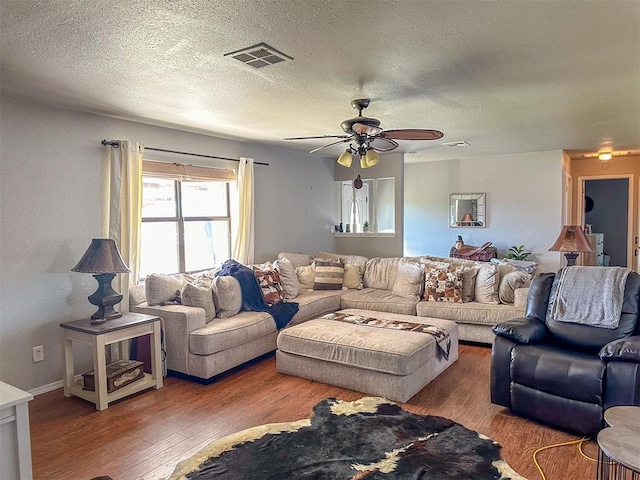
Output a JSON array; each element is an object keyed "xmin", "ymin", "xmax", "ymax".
[{"xmin": 29, "ymin": 344, "xmax": 595, "ymax": 479}]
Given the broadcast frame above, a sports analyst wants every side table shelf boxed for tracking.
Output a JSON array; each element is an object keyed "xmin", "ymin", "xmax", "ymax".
[{"xmin": 60, "ymin": 312, "xmax": 163, "ymax": 411}]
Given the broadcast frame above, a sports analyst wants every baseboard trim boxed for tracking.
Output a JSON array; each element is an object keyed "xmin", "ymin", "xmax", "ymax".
[{"xmin": 28, "ymin": 374, "xmax": 83, "ymax": 396}]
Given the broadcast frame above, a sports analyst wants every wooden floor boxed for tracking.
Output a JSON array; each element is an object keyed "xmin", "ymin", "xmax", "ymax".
[{"xmin": 29, "ymin": 344, "xmax": 598, "ymax": 480}]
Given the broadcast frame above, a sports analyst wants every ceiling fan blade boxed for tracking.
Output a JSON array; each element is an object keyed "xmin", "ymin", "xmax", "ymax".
[
  {"xmin": 369, "ymin": 137, "xmax": 399, "ymax": 152},
  {"xmin": 309, "ymin": 138, "xmax": 352, "ymax": 154},
  {"xmin": 382, "ymin": 129, "xmax": 444, "ymax": 141},
  {"xmin": 284, "ymin": 134, "xmax": 351, "ymax": 141},
  {"xmin": 352, "ymin": 123, "xmax": 383, "ymax": 136}
]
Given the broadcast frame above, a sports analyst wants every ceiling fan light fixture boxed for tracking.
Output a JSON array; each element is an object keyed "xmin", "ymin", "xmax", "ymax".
[
  {"xmin": 337, "ymin": 150, "xmax": 353, "ymax": 167},
  {"xmin": 364, "ymin": 149, "xmax": 380, "ymax": 168}
]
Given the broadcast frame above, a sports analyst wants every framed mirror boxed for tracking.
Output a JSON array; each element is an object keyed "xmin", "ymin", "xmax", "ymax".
[{"xmin": 449, "ymin": 193, "xmax": 486, "ymax": 228}]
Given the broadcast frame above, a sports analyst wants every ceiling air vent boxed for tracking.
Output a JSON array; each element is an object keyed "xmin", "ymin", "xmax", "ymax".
[
  {"xmin": 442, "ymin": 141, "xmax": 470, "ymax": 147},
  {"xmin": 224, "ymin": 43, "xmax": 293, "ymax": 69}
]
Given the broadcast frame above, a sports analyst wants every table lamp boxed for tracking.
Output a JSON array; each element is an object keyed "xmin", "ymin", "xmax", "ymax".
[
  {"xmin": 548, "ymin": 225, "xmax": 594, "ymax": 267},
  {"xmin": 72, "ymin": 239, "xmax": 131, "ymax": 324}
]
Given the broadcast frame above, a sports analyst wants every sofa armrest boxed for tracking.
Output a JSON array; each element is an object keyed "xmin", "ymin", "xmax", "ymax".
[
  {"xmin": 600, "ymin": 336, "xmax": 640, "ymax": 363},
  {"xmin": 492, "ymin": 317, "xmax": 548, "ymax": 344},
  {"xmin": 131, "ymin": 303, "xmax": 207, "ymax": 375}
]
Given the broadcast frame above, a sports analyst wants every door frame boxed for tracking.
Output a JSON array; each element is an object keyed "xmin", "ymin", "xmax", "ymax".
[{"xmin": 576, "ymin": 174, "xmax": 634, "ymax": 269}]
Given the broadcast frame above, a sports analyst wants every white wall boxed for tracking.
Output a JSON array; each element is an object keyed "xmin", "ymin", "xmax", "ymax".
[
  {"xmin": 404, "ymin": 151, "xmax": 565, "ymax": 271},
  {"xmin": 0, "ymin": 95, "xmax": 335, "ymax": 391}
]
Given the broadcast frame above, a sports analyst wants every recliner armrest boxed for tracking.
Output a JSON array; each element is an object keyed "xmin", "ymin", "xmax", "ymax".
[
  {"xmin": 599, "ymin": 336, "xmax": 640, "ymax": 363},
  {"xmin": 492, "ymin": 317, "xmax": 548, "ymax": 344}
]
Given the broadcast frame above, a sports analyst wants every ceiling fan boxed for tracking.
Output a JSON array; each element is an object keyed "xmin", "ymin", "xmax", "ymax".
[{"xmin": 284, "ymin": 98, "xmax": 444, "ymax": 168}]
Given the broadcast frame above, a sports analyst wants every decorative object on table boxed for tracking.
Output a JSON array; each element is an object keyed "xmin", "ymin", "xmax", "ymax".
[
  {"xmin": 82, "ymin": 359, "xmax": 144, "ymax": 393},
  {"xmin": 450, "ymin": 193, "xmax": 486, "ymax": 228},
  {"xmin": 450, "ymin": 241, "xmax": 498, "ymax": 262},
  {"xmin": 505, "ymin": 245, "xmax": 531, "ymax": 261},
  {"xmin": 548, "ymin": 225, "xmax": 593, "ymax": 266},
  {"xmin": 169, "ymin": 396, "xmax": 526, "ymax": 480},
  {"xmin": 72, "ymin": 238, "xmax": 131, "ymax": 324}
]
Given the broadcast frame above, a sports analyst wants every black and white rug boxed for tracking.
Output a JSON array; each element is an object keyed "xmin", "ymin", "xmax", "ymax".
[{"xmin": 169, "ymin": 397, "xmax": 526, "ymax": 480}]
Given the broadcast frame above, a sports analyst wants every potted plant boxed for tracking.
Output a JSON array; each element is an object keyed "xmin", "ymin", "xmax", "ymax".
[
  {"xmin": 362, "ymin": 220, "xmax": 370, "ymax": 232},
  {"xmin": 505, "ymin": 245, "xmax": 531, "ymax": 261}
]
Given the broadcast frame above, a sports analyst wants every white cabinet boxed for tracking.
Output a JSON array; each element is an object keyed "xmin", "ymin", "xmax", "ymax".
[
  {"xmin": 583, "ymin": 233, "xmax": 605, "ymax": 266},
  {"xmin": 0, "ymin": 381, "xmax": 33, "ymax": 480}
]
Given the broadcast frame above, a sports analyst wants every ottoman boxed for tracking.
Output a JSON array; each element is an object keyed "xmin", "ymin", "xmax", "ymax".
[{"xmin": 276, "ymin": 308, "xmax": 459, "ymax": 402}]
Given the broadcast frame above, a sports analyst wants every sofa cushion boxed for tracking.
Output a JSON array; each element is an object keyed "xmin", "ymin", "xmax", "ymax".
[
  {"xmin": 314, "ymin": 259, "xmax": 344, "ymax": 290},
  {"xmin": 499, "ymin": 270, "xmax": 532, "ymax": 304},
  {"xmin": 277, "ymin": 252, "xmax": 312, "ymax": 270},
  {"xmin": 392, "ymin": 259, "xmax": 424, "ymax": 300},
  {"xmin": 296, "ymin": 264, "xmax": 316, "ymax": 290},
  {"xmin": 190, "ymin": 311, "xmax": 276, "ymax": 355},
  {"xmin": 274, "ymin": 257, "xmax": 299, "ymax": 300},
  {"xmin": 423, "ymin": 266, "xmax": 463, "ymax": 303},
  {"xmin": 181, "ymin": 276, "xmax": 216, "ymax": 322},
  {"xmin": 341, "ymin": 288, "xmax": 419, "ymax": 316},
  {"xmin": 289, "ymin": 289, "xmax": 343, "ymax": 326},
  {"xmin": 212, "ymin": 275, "xmax": 242, "ymax": 318},
  {"xmin": 475, "ymin": 264, "xmax": 500, "ymax": 304},
  {"xmin": 145, "ymin": 273, "xmax": 191, "ymax": 306},
  {"xmin": 315, "ymin": 252, "xmax": 369, "ymax": 271},
  {"xmin": 364, "ymin": 257, "xmax": 401, "ymax": 290},
  {"xmin": 252, "ymin": 265, "xmax": 286, "ymax": 306},
  {"xmin": 417, "ymin": 300, "xmax": 525, "ymax": 326},
  {"xmin": 343, "ymin": 263, "xmax": 364, "ymax": 289}
]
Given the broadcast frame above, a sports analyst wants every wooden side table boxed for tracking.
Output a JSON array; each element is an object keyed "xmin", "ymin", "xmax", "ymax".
[
  {"xmin": 597, "ymin": 406, "xmax": 640, "ymax": 480},
  {"xmin": 60, "ymin": 312, "xmax": 163, "ymax": 411}
]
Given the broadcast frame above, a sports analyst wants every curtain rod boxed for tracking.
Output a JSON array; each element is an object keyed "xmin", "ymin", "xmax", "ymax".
[{"xmin": 101, "ymin": 140, "xmax": 269, "ymax": 166}]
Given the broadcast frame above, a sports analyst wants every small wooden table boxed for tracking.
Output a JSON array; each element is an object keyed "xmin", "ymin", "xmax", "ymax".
[
  {"xmin": 60, "ymin": 312, "xmax": 163, "ymax": 411},
  {"xmin": 597, "ymin": 406, "xmax": 640, "ymax": 479}
]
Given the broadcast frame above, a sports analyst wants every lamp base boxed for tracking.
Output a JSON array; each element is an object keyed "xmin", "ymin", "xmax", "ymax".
[
  {"xmin": 88, "ymin": 273, "xmax": 124, "ymax": 324},
  {"xmin": 564, "ymin": 252, "xmax": 579, "ymax": 267}
]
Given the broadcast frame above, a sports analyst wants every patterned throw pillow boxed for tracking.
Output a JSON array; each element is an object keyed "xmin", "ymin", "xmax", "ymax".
[
  {"xmin": 313, "ymin": 260, "xmax": 345, "ymax": 290},
  {"xmin": 423, "ymin": 266, "xmax": 463, "ymax": 303},
  {"xmin": 252, "ymin": 266, "xmax": 285, "ymax": 306}
]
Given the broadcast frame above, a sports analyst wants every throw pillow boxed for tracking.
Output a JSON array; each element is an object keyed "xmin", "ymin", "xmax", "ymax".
[
  {"xmin": 295, "ymin": 264, "xmax": 316, "ymax": 290},
  {"xmin": 392, "ymin": 259, "xmax": 425, "ymax": 300},
  {"xmin": 181, "ymin": 276, "xmax": 216, "ymax": 322},
  {"xmin": 212, "ymin": 276, "xmax": 242, "ymax": 318},
  {"xmin": 343, "ymin": 263, "xmax": 364, "ymax": 289},
  {"xmin": 499, "ymin": 270, "xmax": 532, "ymax": 304},
  {"xmin": 459, "ymin": 266, "xmax": 479, "ymax": 303},
  {"xmin": 423, "ymin": 266, "xmax": 463, "ymax": 303},
  {"xmin": 363, "ymin": 257, "xmax": 401, "ymax": 290},
  {"xmin": 252, "ymin": 266, "xmax": 286, "ymax": 306},
  {"xmin": 273, "ymin": 257, "xmax": 299, "ymax": 300},
  {"xmin": 277, "ymin": 252, "xmax": 312, "ymax": 270},
  {"xmin": 145, "ymin": 273, "xmax": 190, "ymax": 306},
  {"xmin": 313, "ymin": 259, "xmax": 345, "ymax": 290},
  {"xmin": 474, "ymin": 264, "xmax": 501, "ymax": 304}
]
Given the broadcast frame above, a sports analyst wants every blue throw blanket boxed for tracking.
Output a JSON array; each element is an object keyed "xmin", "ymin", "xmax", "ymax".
[{"xmin": 216, "ymin": 259, "xmax": 298, "ymax": 330}]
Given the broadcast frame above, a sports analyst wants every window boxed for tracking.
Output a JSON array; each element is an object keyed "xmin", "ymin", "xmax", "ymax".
[{"xmin": 139, "ymin": 165, "xmax": 234, "ymax": 280}]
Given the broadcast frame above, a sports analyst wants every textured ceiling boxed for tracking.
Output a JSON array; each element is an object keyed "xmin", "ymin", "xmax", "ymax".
[{"xmin": 2, "ymin": 0, "xmax": 639, "ymax": 162}]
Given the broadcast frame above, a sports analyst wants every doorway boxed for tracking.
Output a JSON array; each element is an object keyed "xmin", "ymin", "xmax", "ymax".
[{"xmin": 577, "ymin": 175, "xmax": 634, "ymax": 268}]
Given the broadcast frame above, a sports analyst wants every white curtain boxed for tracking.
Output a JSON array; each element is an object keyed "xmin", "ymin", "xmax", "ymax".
[
  {"xmin": 102, "ymin": 140, "xmax": 144, "ymax": 312},
  {"xmin": 232, "ymin": 157, "xmax": 255, "ymax": 265}
]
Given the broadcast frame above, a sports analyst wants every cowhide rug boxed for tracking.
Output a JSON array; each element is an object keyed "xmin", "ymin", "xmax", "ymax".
[{"xmin": 169, "ymin": 397, "xmax": 527, "ymax": 480}]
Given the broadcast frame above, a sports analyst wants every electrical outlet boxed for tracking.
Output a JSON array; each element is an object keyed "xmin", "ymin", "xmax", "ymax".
[{"xmin": 32, "ymin": 345, "xmax": 44, "ymax": 363}]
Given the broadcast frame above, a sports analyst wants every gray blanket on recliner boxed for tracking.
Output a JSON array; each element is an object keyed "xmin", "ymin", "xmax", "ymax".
[{"xmin": 550, "ymin": 266, "xmax": 631, "ymax": 329}]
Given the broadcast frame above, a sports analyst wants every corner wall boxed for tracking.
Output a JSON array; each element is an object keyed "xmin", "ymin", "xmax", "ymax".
[
  {"xmin": 0, "ymin": 95, "xmax": 335, "ymax": 391},
  {"xmin": 404, "ymin": 151, "xmax": 564, "ymax": 271}
]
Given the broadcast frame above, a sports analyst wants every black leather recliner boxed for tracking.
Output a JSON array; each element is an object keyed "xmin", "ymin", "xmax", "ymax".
[{"xmin": 491, "ymin": 269, "xmax": 640, "ymax": 436}]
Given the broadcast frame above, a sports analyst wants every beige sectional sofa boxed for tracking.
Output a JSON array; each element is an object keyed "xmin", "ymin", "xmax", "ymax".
[{"xmin": 129, "ymin": 251, "xmax": 531, "ymax": 382}]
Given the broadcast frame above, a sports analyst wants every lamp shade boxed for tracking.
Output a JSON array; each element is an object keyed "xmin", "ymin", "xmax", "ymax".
[
  {"xmin": 363, "ymin": 149, "xmax": 380, "ymax": 168},
  {"xmin": 337, "ymin": 150, "xmax": 353, "ymax": 168},
  {"xmin": 72, "ymin": 238, "xmax": 131, "ymax": 274},
  {"xmin": 548, "ymin": 226, "xmax": 593, "ymax": 253}
]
